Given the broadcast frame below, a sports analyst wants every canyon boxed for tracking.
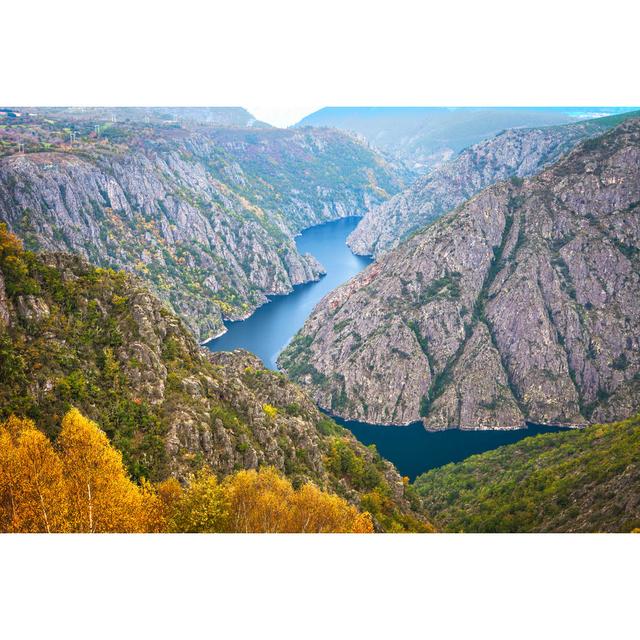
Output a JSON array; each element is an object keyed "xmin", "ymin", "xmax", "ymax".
[
  {"xmin": 0, "ymin": 110, "xmax": 405, "ymax": 341},
  {"xmin": 280, "ymin": 119, "xmax": 640, "ymax": 429},
  {"xmin": 1, "ymin": 107, "xmax": 639, "ymax": 533}
]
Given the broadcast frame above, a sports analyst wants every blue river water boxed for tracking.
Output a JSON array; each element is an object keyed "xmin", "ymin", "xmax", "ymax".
[
  {"xmin": 330, "ymin": 416, "xmax": 566, "ymax": 481},
  {"xmin": 206, "ymin": 216, "xmax": 372, "ymax": 369},
  {"xmin": 206, "ymin": 216, "xmax": 568, "ymax": 478}
]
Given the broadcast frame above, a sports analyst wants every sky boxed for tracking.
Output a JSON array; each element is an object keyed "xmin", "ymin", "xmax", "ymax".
[
  {"xmin": 3, "ymin": 2, "xmax": 638, "ymax": 121},
  {"xmin": 246, "ymin": 106, "xmax": 322, "ymax": 128}
]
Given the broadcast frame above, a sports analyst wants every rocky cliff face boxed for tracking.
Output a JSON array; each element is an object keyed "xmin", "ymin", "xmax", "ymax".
[
  {"xmin": 279, "ymin": 119, "xmax": 640, "ymax": 430},
  {"xmin": 0, "ymin": 233, "xmax": 428, "ymax": 530},
  {"xmin": 348, "ymin": 112, "xmax": 640, "ymax": 257},
  {"xmin": 0, "ymin": 112, "xmax": 404, "ymax": 341}
]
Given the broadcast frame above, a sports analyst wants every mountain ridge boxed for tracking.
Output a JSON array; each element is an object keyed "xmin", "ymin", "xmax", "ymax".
[
  {"xmin": 295, "ymin": 107, "xmax": 638, "ymax": 169},
  {"xmin": 348, "ymin": 110, "xmax": 640, "ymax": 257},
  {"xmin": 279, "ymin": 119, "xmax": 640, "ymax": 430}
]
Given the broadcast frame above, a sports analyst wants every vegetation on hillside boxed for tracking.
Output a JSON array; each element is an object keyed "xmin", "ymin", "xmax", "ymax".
[
  {"xmin": 414, "ymin": 415, "xmax": 640, "ymax": 532},
  {"xmin": 0, "ymin": 222, "xmax": 169, "ymax": 477},
  {"xmin": 0, "ymin": 409, "xmax": 374, "ymax": 533},
  {"xmin": 0, "ymin": 226, "xmax": 430, "ymax": 531}
]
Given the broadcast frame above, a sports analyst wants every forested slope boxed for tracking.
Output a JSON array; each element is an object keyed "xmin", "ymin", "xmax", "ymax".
[{"xmin": 414, "ymin": 415, "xmax": 640, "ymax": 532}]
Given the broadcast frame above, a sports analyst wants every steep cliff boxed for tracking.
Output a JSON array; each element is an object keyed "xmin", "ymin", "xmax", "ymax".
[
  {"xmin": 0, "ymin": 112, "xmax": 404, "ymax": 341},
  {"xmin": 348, "ymin": 111, "xmax": 640, "ymax": 256},
  {"xmin": 0, "ymin": 228, "xmax": 429, "ymax": 531},
  {"xmin": 279, "ymin": 119, "xmax": 640, "ymax": 429}
]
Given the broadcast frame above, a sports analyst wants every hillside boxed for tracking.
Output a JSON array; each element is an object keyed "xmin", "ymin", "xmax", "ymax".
[
  {"xmin": 0, "ymin": 225, "xmax": 429, "ymax": 531},
  {"xmin": 1, "ymin": 410, "xmax": 378, "ymax": 533},
  {"xmin": 295, "ymin": 107, "xmax": 635, "ymax": 170},
  {"xmin": 0, "ymin": 110, "xmax": 405, "ymax": 341},
  {"xmin": 279, "ymin": 119, "xmax": 640, "ymax": 429},
  {"xmin": 413, "ymin": 414, "xmax": 640, "ymax": 532},
  {"xmin": 348, "ymin": 111, "xmax": 640, "ymax": 257}
]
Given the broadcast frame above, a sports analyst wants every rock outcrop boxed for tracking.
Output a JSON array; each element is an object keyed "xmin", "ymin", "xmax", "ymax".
[
  {"xmin": 0, "ymin": 232, "xmax": 428, "ymax": 530},
  {"xmin": 0, "ymin": 112, "xmax": 405, "ymax": 341},
  {"xmin": 279, "ymin": 119, "xmax": 640, "ymax": 430},
  {"xmin": 348, "ymin": 111, "xmax": 640, "ymax": 256}
]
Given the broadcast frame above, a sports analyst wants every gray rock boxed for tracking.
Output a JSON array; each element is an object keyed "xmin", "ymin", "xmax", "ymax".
[
  {"xmin": 0, "ymin": 121, "xmax": 404, "ymax": 341},
  {"xmin": 0, "ymin": 270, "xmax": 10, "ymax": 328},
  {"xmin": 348, "ymin": 116, "xmax": 634, "ymax": 257},
  {"xmin": 280, "ymin": 119, "xmax": 640, "ymax": 430},
  {"xmin": 15, "ymin": 295, "xmax": 50, "ymax": 322}
]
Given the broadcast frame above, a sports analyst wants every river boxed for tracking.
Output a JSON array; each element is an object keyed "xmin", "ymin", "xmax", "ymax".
[
  {"xmin": 206, "ymin": 216, "xmax": 567, "ymax": 479},
  {"xmin": 206, "ymin": 216, "xmax": 372, "ymax": 369}
]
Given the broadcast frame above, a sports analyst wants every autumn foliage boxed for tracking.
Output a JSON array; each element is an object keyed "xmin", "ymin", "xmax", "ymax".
[
  {"xmin": 0, "ymin": 409, "xmax": 373, "ymax": 533},
  {"xmin": 167, "ymin": 467, "xmax": 373, "ymax": 533},
  {"xmin": 0, "ymin": 410, "xmax": 162, "ymax": 532}
]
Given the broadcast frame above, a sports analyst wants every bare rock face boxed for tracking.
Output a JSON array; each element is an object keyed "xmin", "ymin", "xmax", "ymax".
[
  {"xmin": 15, "ymin": 295, "xmax": 50, "ymax": 322},
  {"xmin": 0, "ymin": 117, "xmax": 404, "ymax": 341},
  {"xmin": 280, "ymin": 119, "xmax": 640, "ymax": 430},
  {"xmin": 348, "ymin": 115, "xmax": 637, "ymax": 257},
  {"xmin": 427, "ymin": 324, "xmax": 524, "ymax": 430}
]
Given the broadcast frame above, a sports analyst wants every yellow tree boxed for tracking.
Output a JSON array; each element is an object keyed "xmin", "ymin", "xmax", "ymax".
[
  {"xmin": 139, "ymin": 478, "xmax": 168, "ymax": 533},
  {"xmin": 13, "ymin": 426, "xmax": 69, "ymax": 532},
  {"xmin": 0, "ymin": 416, "xmax": 68, "ymax": 533},
  {"xmin": 0, "ymin": 421, "xmax": 21, "ymax": 531},
  {"xmin": 221, "ymin": 467, "xmax": 292, "ymax": 533},
  {"xmin": 0, "ymin": 222, "xmax": 23, "ymax": 254},
  {"xmin": 288, "ymin": 482, "xmax": 374, "ymax": 533},
  {"xmin": 219, "ymin": 467, "xmax": 374, "ymax": 533},
  {"xmin": 58, "ymin": 408, "xmax": 153, "ymax": 533},
  {"xmin": 157, "ymin": 477, "xmax": 183, "ymax": 512},
  {"xmin": 168, "ymin": 469, "xmax": 228, "ymax": 533},
  {"xmin": 352, "ymin": 511, "xmax": 375, "ymax": 533}
]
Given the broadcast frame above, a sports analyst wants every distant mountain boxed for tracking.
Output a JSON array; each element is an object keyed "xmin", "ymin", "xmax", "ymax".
[
  {"xmin": 414, "ymin": 413, "xmax": 640, "ymax": 533},
  {"xmin": 0, "ymin": 110, "xmax": 405, "ymax": 341},
  {"xmin": 20, "ymin": 106, "xmax": 271, "ymax": 128},
  {"xmin": 279, "ymin": 119, "xmax": 640, "ymax": 429},
  {"xmin": 296, "ymin": 107, "xmax": 638, "ymax": 170},
  {"xmin": 348, "ymin": 110, "xmax": 640, "ymax": 257},
  {"xmin": 150, "ymin": 107, "xmax": 272, "ymax": 127}
]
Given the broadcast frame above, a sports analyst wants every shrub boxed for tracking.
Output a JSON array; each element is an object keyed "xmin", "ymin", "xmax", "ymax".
[{"xmin": 262, "ymin": 403, "xmax": 278, "ymax": 419}]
